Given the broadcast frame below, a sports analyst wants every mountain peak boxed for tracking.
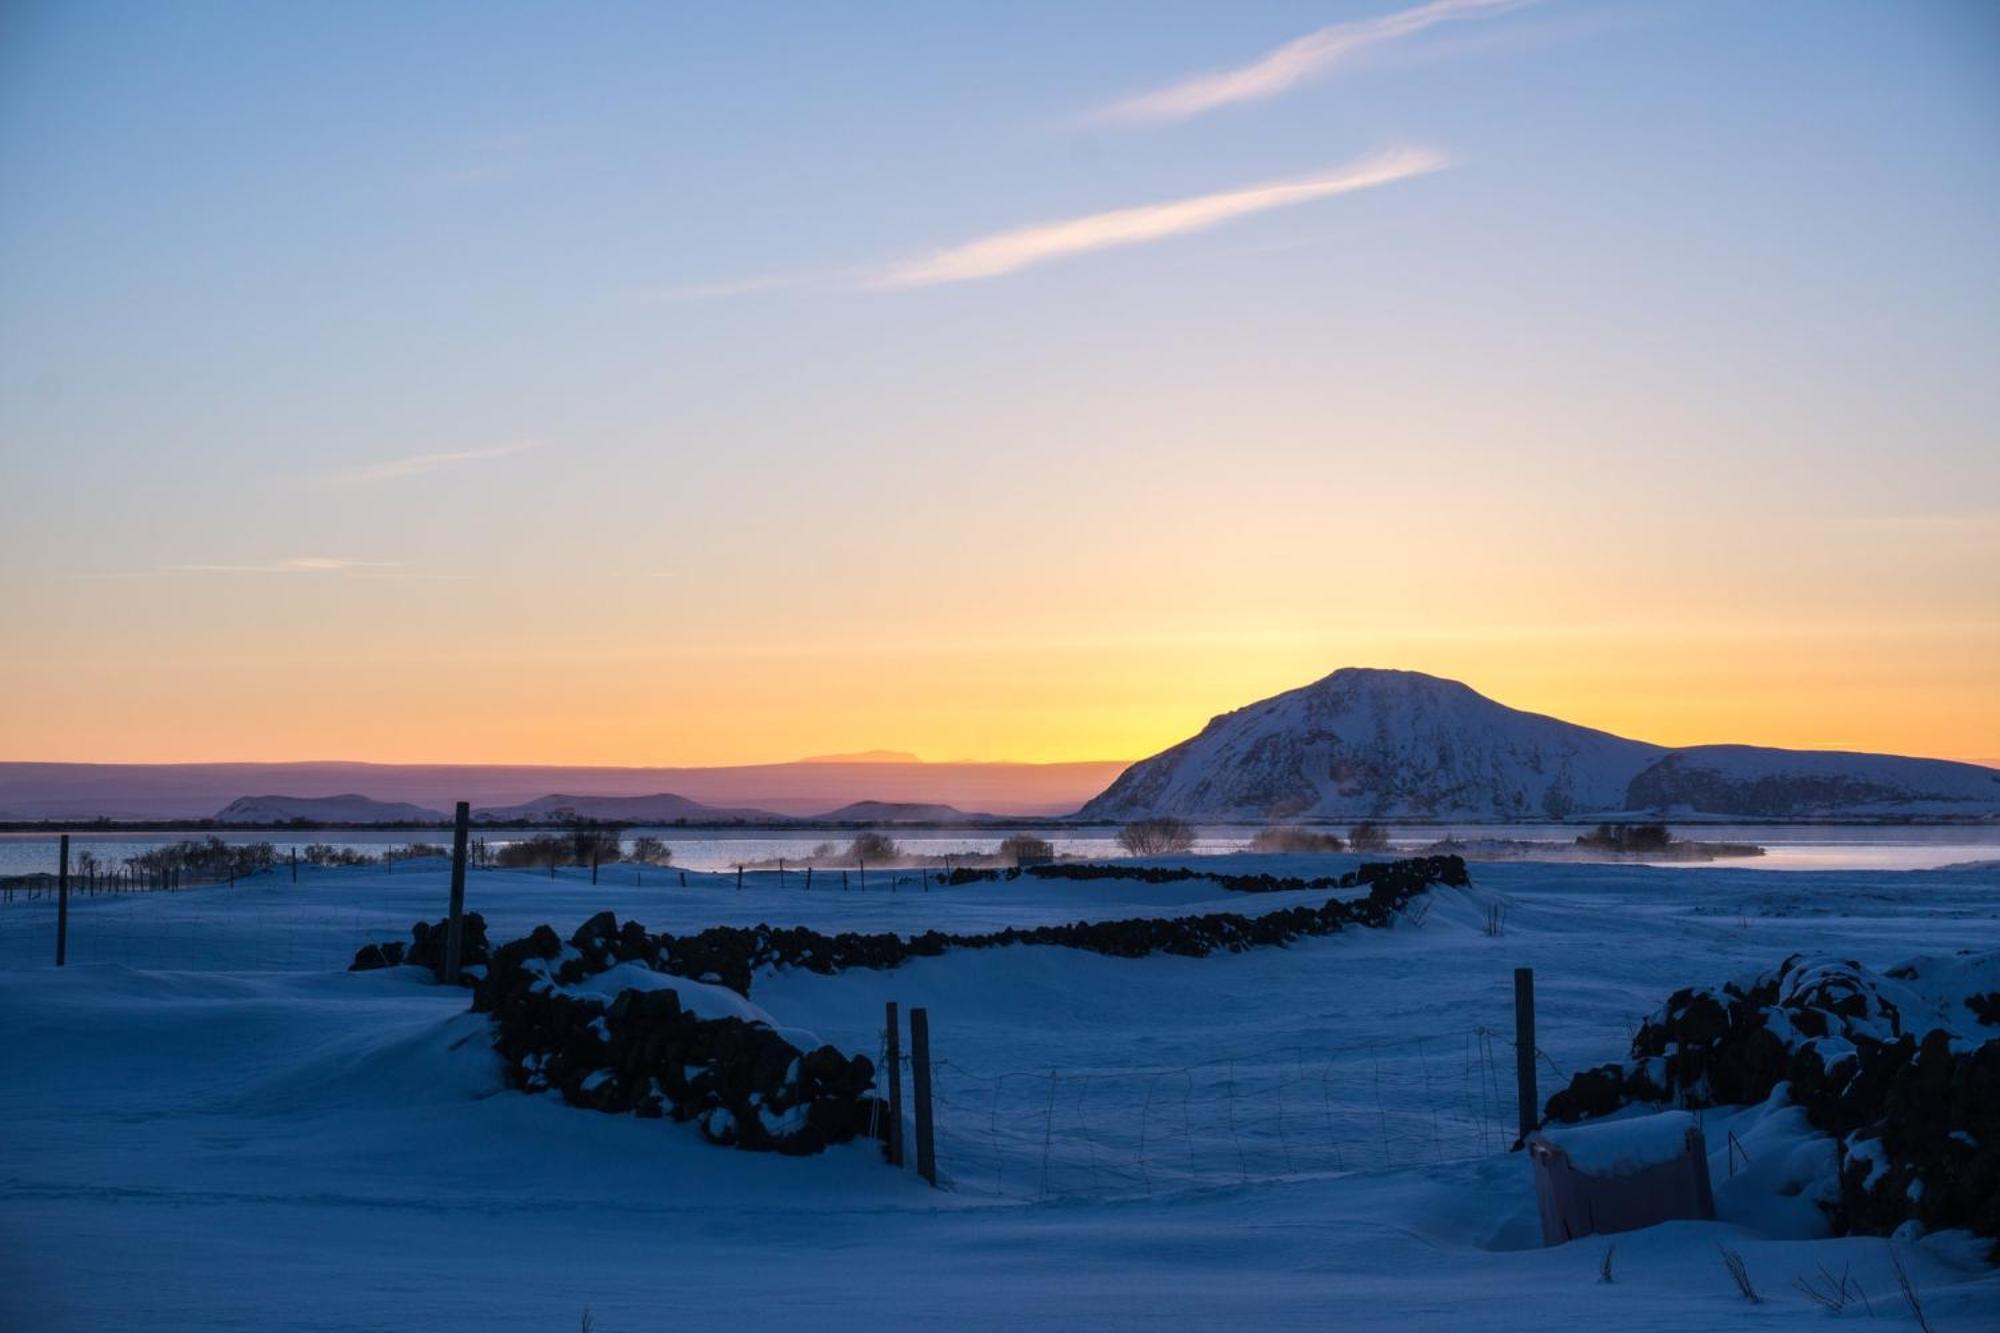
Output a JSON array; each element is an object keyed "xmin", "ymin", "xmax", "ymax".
[{"xmin": 1080, "ymin": 670, "xmax": 2000, "ymax": 821}]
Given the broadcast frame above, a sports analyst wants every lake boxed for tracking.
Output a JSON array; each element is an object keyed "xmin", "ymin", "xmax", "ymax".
[{"xmin": 2, "ymin": 822, "xmax": 1996, "ymax": 878}]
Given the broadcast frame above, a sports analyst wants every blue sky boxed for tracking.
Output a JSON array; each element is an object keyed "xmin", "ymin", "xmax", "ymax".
[{"xmin": 1, "ymin": 1, "xmax": 1996, "ymax": 765}]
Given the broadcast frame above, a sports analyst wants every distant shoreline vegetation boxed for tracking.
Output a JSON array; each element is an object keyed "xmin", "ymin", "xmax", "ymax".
[{"xmin": 1, "ymin": 814, "xmax": 1992, "ymax": 834}]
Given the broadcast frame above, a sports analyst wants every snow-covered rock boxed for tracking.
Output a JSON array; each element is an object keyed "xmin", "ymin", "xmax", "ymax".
[{"xmin": 1079, "ymin": 668, "xmax": 2000, "ymax": 820}]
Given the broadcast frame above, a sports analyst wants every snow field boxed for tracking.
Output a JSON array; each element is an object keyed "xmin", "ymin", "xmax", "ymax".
[{"xmin": 2, "ymin": 853, "xmax": 1997, "ymax": 1330}]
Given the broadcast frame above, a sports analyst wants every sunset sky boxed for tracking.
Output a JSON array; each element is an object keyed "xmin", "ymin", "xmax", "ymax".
[{"xmin": 1, "ymin": 1, "xmax": 1995, "ymax": 767}]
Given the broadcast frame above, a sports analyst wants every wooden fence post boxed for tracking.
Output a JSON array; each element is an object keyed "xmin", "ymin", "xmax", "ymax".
[
  {"xmin": 804, "ymin": 866, "xmax": 813, "ymax": 892},
  {"xmin": 290, "ymin": 846, "xmax": 298, "ymax": 883},
  {"xmin": 591, "ymin": 852, "xmax": 599, "ymax": 885},
  {"xmin": 444, "ymin": 802, "xmax": 470, "ymax": 986},
  {"xmin": 1514, "ymin": 967, "xmax": 1538, "ymax": 1143},
  {"xmin": 885, "ymin": 1001, "xmax": 904, "ymax": 1168},
  {"xmin": 858, "ymin": 858, "xmax": 866, "ymax": 891},
  {"xmin": 736, "ymin": 865, "xmax": 743, "ymax": 892},
  {"xmin": 55, "ymin": 834, "xmax": 69, "ymax": 967},
  {"xmin": 911, "ymin": 1006, "xmax": 936, "ymax": 1186}
]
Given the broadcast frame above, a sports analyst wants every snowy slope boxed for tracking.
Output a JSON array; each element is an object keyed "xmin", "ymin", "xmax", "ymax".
[
  {"xmin": 1624, "ymin": 745, "xmax": 2000, "ymax": 818},
  {"xmin": 1081, "ymin": 669, "xmax": 2000, "ymax": 821},
  {"xmin": 215, "ymin": 793, "xmax": 445, "ymax": 823}
]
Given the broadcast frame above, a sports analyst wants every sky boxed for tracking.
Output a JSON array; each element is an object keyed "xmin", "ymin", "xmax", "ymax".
[{"xmin": 1, "ymin": 0, "xmax": 1996, "ymax": 768}]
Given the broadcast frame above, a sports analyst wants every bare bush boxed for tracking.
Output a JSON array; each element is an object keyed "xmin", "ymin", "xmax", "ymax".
[
  {"xmin": 846, "ymin": 832, "xmax": 899, "ymax": 864},
  {"xmin": 304, "ymin": 843, "xmax": 373, "ymax": 867},
  {"xmin": 1792, "ymin": 1262, "xmax": 1870, "ymax": 1314},
  {"xmin": 629, "ymin": 836, "xmax": 673, "ymax": 866},
  {"xmin": 1248, "ymin": 825, "xmax": 1344, "ymax": 854},
  {"xmin": 128, "ymin": 837, "xmax": 275, "ymax": 881},
  {"xmin": 1598, "ymin": 1244, "xmax": 1615, "ymax": 1284},
  {"xmin": 1576, "ymin": 822, "xmax": 1674, "ymax": 853},
  {"xmin": 998, "ymin": 834, "xmax": 1056, "ymax": 867},
  {"xmin": 1888, "ymin": 1244, "xmax": 1931, "ymax": 1333},
  {"xmin": 1346, "ymin": 821, "xmax": 1391, "ymax": 853},
  {"xmin": 1116, "ymin": 818, "xmax": 1196, "ymax": 857},
  {"xmin": 495, "ymin": 834, "xmax": 570, "ymax": 869},
  {"xmin": 1717, "ymin": 1244, "xmax": 1761, "ymax": 1304}
]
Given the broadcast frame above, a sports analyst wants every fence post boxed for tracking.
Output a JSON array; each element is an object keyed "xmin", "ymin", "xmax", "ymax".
[
  {"xmin": 736, "ymin": 865, "xmax": 743, "ymax": 892},
  {"xmin": 291, "ymin": 846, "xmax": 298, "ymax": 883},
  {"xmin": 858, "ymin": 858, "xmax": 866, "ymax": 891},
  {"xmin": 1514, "ymin": 967, "xmax": 1538, "ymax": 1144},
  {"xmin": 591, "ymin": 852, "xmax": 599, "ymax": 886},
  {"xmin": 885, "ymin": 1001, "xmax": 904, "ymax": 1168},
  {"xmin": 911, "ymin": 1006, "xmax": 936, "ymax": 1186},
  {"xmin": 55, "ymin": 834, "xmax": 70, "ymax": 967},
  {"xmin": 804, "ymin": 866, "xmax": 813, "ymax": 892},
  {"xmin": 443, "ymin": 802, "xmax": 470, "ymax": 986}
]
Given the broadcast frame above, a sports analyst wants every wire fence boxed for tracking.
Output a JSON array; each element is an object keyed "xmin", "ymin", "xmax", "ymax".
[
  {"xmin": 879, "ymin": 1024, "xmax": 1567, "ymax": 1201},
  {"xmin": 0, "ymin": 880, "xmax": 393, "ymax": 973}
]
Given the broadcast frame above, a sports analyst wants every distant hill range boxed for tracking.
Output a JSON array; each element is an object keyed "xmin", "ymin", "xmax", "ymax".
[
  {"xmin": 813, "ymin": 801, "xmax": 994, "ymax": 823},
  {"xmin": 0, "ymin": 758, "xmax": 1122, "ymax": 822},
  {"xmin": 215, "ymin": 794, "xmax": 446, "ymax": 824},
  {"xmin": 471, "ymin": 793, "xmax": 783, "ymax": 823},
  {"xmin": 1081, "ymin": 669, "xmax": 2000, "ymax": 822}
]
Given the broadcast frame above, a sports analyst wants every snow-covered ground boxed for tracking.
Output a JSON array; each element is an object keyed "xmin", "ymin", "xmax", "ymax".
[{"xmin": 3, "ymin": 855, "xmax": 1998, "ymax": 1330}]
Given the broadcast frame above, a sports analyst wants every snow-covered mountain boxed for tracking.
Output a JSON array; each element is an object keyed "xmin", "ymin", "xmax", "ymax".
[
  {"xmin": 1078, "ymin": 669, "xmax": 2000, "ymax": 821},
  {"xmin": 215, "ymin": 793, "xmax": 444, "ymax": 823}
]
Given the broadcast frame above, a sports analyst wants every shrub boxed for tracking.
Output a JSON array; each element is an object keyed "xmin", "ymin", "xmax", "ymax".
[
  {"xmin": 845, "ymin": 832, "xmax": 898, "ymax": 864},
  {"xmin": 1346, "ymin": 821, "xmax": 1390, "ymax": 853},
  {"xmin": 563, "ymin": 822, "xmax": 622, "ymax": 865},
  {"xmin": 998, "ymin": 834, "xmax": 1056, "ymax": 866},
  {"xmin": 629, "ymin": 836, "xmax": 673, "ymax": 866},
  {"xmin": 495, "ymin": 834, "xmax": 570, "ymax": 869},
  {"xmin": 1576, "ymin": 823, "xmax": 1673, "ymax": 853},
  {"xmin": 304, "ymin": 843, "xmax": 373, "ymax": 867},
  {"xmin": 1116, "ymin": 818, "xmax": 1196, "ymax": 857},
  {"xmin": 127, "ymin": 837, "xmax": 275, "ymax": 881},
  {"xmin": 1248, "ymin": 825, "xmax": 1344, "ymax": 854}
]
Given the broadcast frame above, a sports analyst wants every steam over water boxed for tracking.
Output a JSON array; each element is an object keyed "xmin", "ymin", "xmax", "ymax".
[{"xmin": 3, "ymin": 822, "xmax": 1997, "ymax": 878}]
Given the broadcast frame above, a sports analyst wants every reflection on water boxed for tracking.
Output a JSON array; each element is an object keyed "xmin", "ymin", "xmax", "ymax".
[{"xmin": 1, "ymin": 822, "xmax": 1996, "ymax": 877}]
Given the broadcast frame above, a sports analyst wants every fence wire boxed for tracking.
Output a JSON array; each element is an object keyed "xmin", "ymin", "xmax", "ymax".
[{"xmin": 891, "ymin": 1027, "xmax": 1538, "ymax": 1201}]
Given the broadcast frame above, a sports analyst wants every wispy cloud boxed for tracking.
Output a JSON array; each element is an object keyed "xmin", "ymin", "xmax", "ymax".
[
  {"xmin": 865, "ymin": 149, "xmax": 1447, "ymax": 288},
  {"xmin": 158, "ymin": 557, "xmax": 403, "ymax": 575},
  {"xmin": 1097, "ymin": 0, "xmax": 1537, "ymax": 126},
  {"xmin": 334, "ymin": 440, "xmax": 537, "ymax": 485}
]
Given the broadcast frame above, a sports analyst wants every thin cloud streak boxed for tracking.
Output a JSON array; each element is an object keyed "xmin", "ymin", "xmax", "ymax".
[
  {"xmin": 864, "ymin": 149, "xmax": 1448, "ymax": 289},
  {"xmin": 336, "ymin": 441, "xmax": 537, "ymax": 485},
  {"xmin": 1098, "ymin": 0, "xmax": 1537, "ymax": 125},
  {"xmin": 157, "ymin": 557, "xmax": 404, "ymax": 575}
]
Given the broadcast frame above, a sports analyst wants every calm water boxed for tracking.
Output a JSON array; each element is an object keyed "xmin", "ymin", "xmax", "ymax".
[{"xmin": 1, "ymin": 823, "xmax": 1996, "ymax": 878}]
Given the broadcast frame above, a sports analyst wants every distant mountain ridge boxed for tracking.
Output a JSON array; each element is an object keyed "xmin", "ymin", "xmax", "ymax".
[
  {"xmin": 0, "ymin": 758, "xmax": 1126, "ymax": 820},
  {"xmin": 472, "ymin": 792, "xmax": 783, "ymax": 823},
  {"xmin": 1080, "ymin": 669, "xmax": 2000, "ymax": 822},
  {"xmin": 216, "ymin": 794, "xmax": 445, "ymax": 823}
]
